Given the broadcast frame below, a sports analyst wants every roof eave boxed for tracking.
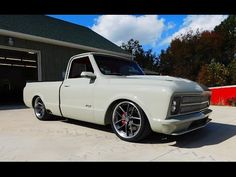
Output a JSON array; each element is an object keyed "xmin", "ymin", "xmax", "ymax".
[{"xmin": 0, "ymin": 29, "xmax": 132, "ymax": 59}]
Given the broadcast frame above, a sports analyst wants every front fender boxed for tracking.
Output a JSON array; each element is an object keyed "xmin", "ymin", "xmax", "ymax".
[
  {"xmin": 103, "ymin": 89, "xmax": 172, "ymax": 131},
  {"xmin": 105, "ymin": 94, "xmax": 152, "ymax": 122},
  {"xmin": 93, "ymin": 84, "xmax": 173, "ymax": 128}
]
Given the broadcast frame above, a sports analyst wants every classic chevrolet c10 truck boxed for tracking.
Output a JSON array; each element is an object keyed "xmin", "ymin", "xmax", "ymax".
[{"xmin": 23, "ymin": 52, "xmax": 212, "ymax": 142}]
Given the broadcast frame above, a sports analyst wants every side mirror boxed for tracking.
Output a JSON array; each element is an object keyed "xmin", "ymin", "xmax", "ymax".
[{"xmin": 80, "ymin": 71, "xmax": 96, "ymax": 79}]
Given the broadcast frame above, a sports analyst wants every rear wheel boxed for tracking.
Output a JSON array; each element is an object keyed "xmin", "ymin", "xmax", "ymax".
[
  {"xmin": 33, "ymin": 97, "xmax": 50, "ymax": 120},
  {"xmin": 111, "ymin": 101, "xmax": 151, "ymax": 142}
]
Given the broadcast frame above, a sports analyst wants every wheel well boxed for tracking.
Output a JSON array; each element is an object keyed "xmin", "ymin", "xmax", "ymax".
[
  {"xmin": 104, "ymin": 99, "xmax": 149, "ymax": 125},
  {"xmin": 31, "ymin": 96, "xmax": 52, "ymax": 114},
  {"xmin": 32, "ymin": 95, "xmax": 40, "ymax": 107}
]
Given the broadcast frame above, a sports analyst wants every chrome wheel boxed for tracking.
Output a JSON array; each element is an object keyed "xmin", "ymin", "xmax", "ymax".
[
  {"xmin": 112, "ymin": 101, "xmax": 142, "ymax": 139},
  {"xmin": 34, "ymin": 97, "xmax": 46, "ymax": 119}
]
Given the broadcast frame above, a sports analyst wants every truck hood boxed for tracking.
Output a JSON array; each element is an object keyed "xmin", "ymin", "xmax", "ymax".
[{"xmin": 106, "ymin": 75, "xmax": 203, "ymax": 93}]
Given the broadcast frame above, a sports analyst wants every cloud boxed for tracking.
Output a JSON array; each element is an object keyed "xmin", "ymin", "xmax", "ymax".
[
  {"xmin": 166, "ymin": 22, "xmax": 175, "ymax": 30},
  {"xmin": 160, "ymin": 15, "xmax": 228, "ymax": 46},
  {"xmin": 91, "ymin": 15, "xmax": 165, "ymax": 46}
]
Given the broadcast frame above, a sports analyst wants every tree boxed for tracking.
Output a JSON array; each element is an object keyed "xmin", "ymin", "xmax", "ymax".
[
  {"xmin": 214, "ymin": 15, "xmax": 236, "ymax": 65},
  {"xmin": 196, "ymin": 31, "xmax": 224, "ymax": 64},
  {"xmin": 158, "ymin": 48, "xmax": 174, "ymax": 75},
  {"xmin": 228, "ymin": 59, "xmax": 236, "ymax": 84},
  {"xmin": 159, "ymin": 15, "xmax": 236, "ymax": 85},
  {"xmin": 159, "ymin": 31, "xmax": 202, "ymax": 80},
  {"xmin": 197, "ymin": 64, "xmax": 208, "ymax": 85},
  {"xmin": 122, "ymin": 15, "xmax": 236, "ymax": 83},
  {"xmin": 121, "ymin": 39, "xmax": 143, "ymax": 55},
  {"xmin": 197, "ymin": 59, "xmax": 229, "ymax": 87},
  {"xmin": 121, "ymin": 39, "xmax": 159, "ymax": 73}
]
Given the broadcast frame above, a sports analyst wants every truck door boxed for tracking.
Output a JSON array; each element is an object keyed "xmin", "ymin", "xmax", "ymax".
[{"xmin": 60, "ymin": 56, "xmax": 95, "ymax": 122}]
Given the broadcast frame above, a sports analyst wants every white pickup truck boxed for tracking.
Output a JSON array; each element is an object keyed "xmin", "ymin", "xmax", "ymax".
[{"xmin": 24, "ymin": 52, "xmax": 212, "ymax": 142}]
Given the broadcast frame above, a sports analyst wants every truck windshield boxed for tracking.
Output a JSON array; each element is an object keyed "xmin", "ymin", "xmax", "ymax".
[{"xmin": 94, "ymin": 55, "xmax": 145, "ymax": 76}]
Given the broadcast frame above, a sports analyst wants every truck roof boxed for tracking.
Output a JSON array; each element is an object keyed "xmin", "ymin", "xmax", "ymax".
[{"xmin": 71, "ymin": 52, "xmax": 132, "ymax": 60}]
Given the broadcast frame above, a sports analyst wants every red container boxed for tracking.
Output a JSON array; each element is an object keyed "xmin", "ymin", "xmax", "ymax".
[{"xmin": 209, "ymin": 85, "xmax": 236, "ymax": 105}]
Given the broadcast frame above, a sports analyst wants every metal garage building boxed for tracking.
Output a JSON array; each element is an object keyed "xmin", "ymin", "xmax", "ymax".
[{"xmin": 0, "ymin": 15, "xmax": 131, "ymax": 105}]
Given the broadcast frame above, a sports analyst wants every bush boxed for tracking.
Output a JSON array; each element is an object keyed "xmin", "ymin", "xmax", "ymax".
[
  {"xmin": 227, "ymin": 97, "xmax": 236, "ymax": 106},
  {"xmin": 197, "ymin": 64, "xmax": 208, "ymax": 85},
  {"xmin": 228, "ymin": 59, "xmax": 236, "ymax": 85},
  {"xmin": 197, "ymin": 59, "xmax": 229, "ymax": 87}
]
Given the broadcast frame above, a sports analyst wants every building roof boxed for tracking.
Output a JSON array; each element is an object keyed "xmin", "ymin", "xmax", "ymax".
[{"xmin": 0, "ymin": 15, "xmax": 130, "ymax": 57}]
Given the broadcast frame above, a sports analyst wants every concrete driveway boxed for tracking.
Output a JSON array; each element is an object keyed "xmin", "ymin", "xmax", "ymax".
[{"xmin": 0, "ymin": 105, "xmax": 236, "ymax": 161}]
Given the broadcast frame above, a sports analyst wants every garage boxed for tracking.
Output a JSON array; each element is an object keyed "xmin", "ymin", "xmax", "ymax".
[
  {"xmin": 0, "ymin": 48, "xmax": 39, "ymax": 105},
  {"xmin": 0, "ymin": 15, "xmax": 130, "ymax": 107}
]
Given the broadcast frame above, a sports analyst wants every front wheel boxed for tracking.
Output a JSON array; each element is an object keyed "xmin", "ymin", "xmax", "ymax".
[
  {"xmin": 33, "ymin": 97, "xmax": 50, "ymax": 120},
  {"xmin": 111, "ymin": 101, "xmax": 151, "ymax": 142}
]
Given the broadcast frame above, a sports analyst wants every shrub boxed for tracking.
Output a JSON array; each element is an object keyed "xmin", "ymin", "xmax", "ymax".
[
  {"xmin": 227, "ymin": 97, "xmax": 236, "ymax": 106},
  {"xmin": 197, "ymin": 64, "xmax": 208, "ymax": 86},
  {"xmin": 228, "ymin": 59, "xmax": 236, "ymax": 85},
  {"xmin": 197, "ymin": 59, "xmax": 229, "ymax": 87}
]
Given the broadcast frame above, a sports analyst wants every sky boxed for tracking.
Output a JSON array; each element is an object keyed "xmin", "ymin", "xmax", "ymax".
[{"xmin": 48, "ymin": 15, "xmax": 228, "ymax": 55}]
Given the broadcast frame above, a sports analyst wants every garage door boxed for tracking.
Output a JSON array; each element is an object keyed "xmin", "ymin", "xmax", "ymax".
[{"xmin": 0, "ymin": 48, "xmax": 38, "ymax": 105}]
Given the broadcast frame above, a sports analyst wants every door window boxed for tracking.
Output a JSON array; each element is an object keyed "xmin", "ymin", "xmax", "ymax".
[{"xmin": 68, "ymin": 57, "xmax": 94, "ymax": 78}]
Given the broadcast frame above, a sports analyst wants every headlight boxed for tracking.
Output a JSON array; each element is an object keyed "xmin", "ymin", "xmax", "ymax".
[
  {"xmin": 170, "ymin": 97, "xmax": 181, "ymax": 115},
  {"xmin": 171, "ymin": 100, "xmax": 177, "ymax": 112}
]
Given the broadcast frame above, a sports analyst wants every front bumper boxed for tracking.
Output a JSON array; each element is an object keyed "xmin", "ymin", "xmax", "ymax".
[{"xmin": 152, "ymin": 109, "xmax": 212, "ymax": 135}]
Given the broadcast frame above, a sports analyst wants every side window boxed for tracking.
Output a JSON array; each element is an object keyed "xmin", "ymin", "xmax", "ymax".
[{"xmin": 68, "ymin": 57, "xmax": 94, "ymax": 78}]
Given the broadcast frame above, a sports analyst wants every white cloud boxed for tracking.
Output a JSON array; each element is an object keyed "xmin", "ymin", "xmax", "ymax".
[
  {"xmin": 166, "ymin": 22, "xmax": 175, "ymax": 30},
  {"xmin": 91, "ymin": 15, "xmax": 165, "ymax": 46},
  {"xmin": 160, "ymin": 15, "xmax": 228, "ymax": 46}
]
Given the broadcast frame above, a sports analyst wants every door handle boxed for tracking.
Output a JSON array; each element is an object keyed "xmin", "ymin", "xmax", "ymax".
[{"xmin": 64, "ymin": 85, "xmax": 70, "ymax": 87}]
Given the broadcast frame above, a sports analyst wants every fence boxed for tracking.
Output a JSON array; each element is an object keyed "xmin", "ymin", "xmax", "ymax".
[{"xmin": 209, "ymin": 85, "xmax": 236, "ymax": 106}]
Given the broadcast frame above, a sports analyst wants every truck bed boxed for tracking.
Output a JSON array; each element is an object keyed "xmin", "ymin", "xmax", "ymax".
[{"xmin": 23, "ymin": 81, "xmax": 63, "ymax": 116}]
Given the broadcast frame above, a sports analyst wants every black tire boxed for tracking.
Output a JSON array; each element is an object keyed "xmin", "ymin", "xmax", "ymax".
[
  {"xmin": 111, "ymin": 101, "xmax": 151, "ymax": 142},
  {"xmin": 33, "ymin": 97, "xmax": 50, "ymax": 120}
]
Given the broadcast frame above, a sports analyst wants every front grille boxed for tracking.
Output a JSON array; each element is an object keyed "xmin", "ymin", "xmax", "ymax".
[
  {"xmin": 170, "ymin": 95, "xmax": 210, "ymax": 115},
  {"xmin": 182, "ymin": 96, "xmax": 209, "ymax": 104},
  {"xmin": 180, "ymin": 102, "xmax": 209, "ymax": 114}
]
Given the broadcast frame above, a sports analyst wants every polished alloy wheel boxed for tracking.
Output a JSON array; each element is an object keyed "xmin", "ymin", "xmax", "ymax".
[
  {"xmin": 112, "ymin": 101, "xmax": 142, "ymax": 139},
  {"xmin": 34, "ymin": 97, "xmax": 46, "ymax": 119}
]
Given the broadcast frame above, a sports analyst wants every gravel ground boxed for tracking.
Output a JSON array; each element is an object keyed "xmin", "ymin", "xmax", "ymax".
[{"xmin": 0, "ymin": 105, "xmax": 236, "ymax": 161}]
